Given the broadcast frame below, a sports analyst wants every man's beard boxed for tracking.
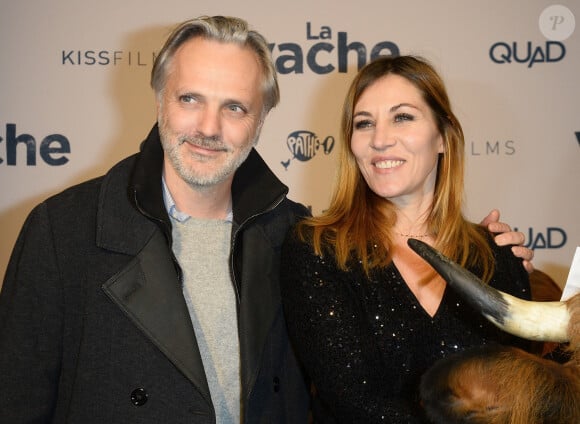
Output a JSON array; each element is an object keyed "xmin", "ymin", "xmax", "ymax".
[{"xmin": 159, "ymin": 122, "xmax": 257, "ymax": 189}]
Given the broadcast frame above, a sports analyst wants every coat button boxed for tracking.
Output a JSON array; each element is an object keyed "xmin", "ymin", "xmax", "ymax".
[
  {"xmin": 130, "ymin": 388, "xmax": 148, "ymax": 406},
  {"xmin": 273, "ymin": 376, "xmax": 280, "ymax": 392}
]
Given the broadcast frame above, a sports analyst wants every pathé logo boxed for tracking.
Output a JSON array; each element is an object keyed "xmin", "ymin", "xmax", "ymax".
[
  {"xmin": 489, "ymin": 41, "xmax": 566, "ymax": 68},
  {"xmin": 281, "ymin": 130, "xmax": 335, "ymax": 170},
  {"xmin": 0, "ymin": 123, "xmax": 70, "ymax": 166}
]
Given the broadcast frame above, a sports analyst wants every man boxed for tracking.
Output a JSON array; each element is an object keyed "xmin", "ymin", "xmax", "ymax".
[{"xmin": 0, "ymin": 16, "xmax": 532, "ymax": 423}]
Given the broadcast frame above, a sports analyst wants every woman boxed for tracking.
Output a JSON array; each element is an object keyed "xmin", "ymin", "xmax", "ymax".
[{"xmin": 280, "ymin": 55, "xmax": 531, "ymax": 423}]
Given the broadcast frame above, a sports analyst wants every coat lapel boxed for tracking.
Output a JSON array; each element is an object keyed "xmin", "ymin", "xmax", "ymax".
[
  {"xmin": 231, "ymin": 150, "xmax": 290, "ymax": 396},
  {"xmin": 102, "ymin": 230, "xmax": 211, "ymax": 403}
]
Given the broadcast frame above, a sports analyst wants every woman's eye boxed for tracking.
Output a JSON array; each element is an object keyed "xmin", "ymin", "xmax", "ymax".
[
  {"xmin": 394, "ymin": 113, "xmax": 414, "ymax": 123},
  {"xmin": 354, "ymin": 119, "xmax": 373, "ymax": 130}
]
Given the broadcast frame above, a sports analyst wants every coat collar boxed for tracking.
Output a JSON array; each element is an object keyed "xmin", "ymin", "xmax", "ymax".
[
  {"xmin": 129, "ymin": 123, "xmax": 289, "ymax": 232},
  {"xmin": 98, "ymin": 123, "xmax": 290, "ymax": 253}
]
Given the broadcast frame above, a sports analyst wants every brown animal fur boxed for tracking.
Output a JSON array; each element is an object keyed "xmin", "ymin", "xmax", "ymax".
[{"xmin": 420, "ymin": 293, "xmax": 580, "ymax": 423}]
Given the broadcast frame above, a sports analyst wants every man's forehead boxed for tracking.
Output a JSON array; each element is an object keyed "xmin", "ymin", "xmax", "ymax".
[
  {"xmin": 175, "ymin": 37, "xmax": 258, "ymax": 66},
  {"xmin": 166, "ymin": 38, "xmax": 264, "ymax": 107},
  {"xmin": 172, "ymin": 39, "xmax": 261, "ymax": 79}
]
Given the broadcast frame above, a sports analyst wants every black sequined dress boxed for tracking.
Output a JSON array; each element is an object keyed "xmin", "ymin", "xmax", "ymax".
[{"xmin": 280, "ymin": 231, "xmax": 530, "ymax": 423}]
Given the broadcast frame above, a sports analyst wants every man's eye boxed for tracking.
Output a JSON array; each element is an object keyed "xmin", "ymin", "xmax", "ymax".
[
  {"xmin": 179, "ymin": 95, "xmax": 196, "ymax": 103},
  {"xmin": 394, "ymin": 113, "xmax": 414, "ymax": 123},
  {"xmin": 227, "ymin": 104, "xmax": 245, "ymax": 113},
  {"xmin": 354, "ymin": 119, "xmax": 373, "ymax": 130}
]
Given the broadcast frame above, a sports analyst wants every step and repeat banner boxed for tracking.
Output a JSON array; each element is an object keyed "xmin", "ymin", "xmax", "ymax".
[{"xmin": 1, "ymin": 1, "xmax": 578, "ymax": 287}]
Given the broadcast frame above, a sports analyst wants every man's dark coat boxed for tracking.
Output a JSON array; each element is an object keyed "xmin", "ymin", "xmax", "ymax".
[{"xmin": 0, "ymin": 125, "xmax": 310, "ymax": 423}]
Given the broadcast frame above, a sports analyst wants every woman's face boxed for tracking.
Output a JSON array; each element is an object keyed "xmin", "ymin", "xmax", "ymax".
[{"xmin": 351, "ymin": 74, "xmax": 444, "ymax": 207}]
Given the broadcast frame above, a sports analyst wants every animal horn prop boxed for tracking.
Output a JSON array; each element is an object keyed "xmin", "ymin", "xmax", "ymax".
[{"xmin": 407, "ymin": 238, "xmax": 570, "ymax": 343}]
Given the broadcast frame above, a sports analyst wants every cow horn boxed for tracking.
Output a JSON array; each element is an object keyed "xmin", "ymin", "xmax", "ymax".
[{"xmin": 407, "ymin": 238, "xmax": 570, "ymax": 343}]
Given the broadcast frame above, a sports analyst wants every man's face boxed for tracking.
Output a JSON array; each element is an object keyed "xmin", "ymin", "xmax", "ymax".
[{"xmin": 157, "ymin": 37, "xmax": 265, "ymax": 190}]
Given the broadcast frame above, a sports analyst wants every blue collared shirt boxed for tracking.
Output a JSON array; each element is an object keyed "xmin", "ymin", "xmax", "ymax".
[{"xmin": 162, "ymin": 177, "xmax": 233, "ymax": 223}]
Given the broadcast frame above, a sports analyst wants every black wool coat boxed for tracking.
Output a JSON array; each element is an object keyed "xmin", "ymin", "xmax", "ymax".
[{"xmin": 0, "ymin": 125, "xmax": 310, "ymax": 423}]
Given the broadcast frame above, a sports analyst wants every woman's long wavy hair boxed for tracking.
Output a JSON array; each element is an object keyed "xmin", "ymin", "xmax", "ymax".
[{"xmin": 297, "ymin": 55, "xmax": 494, "ymax": 280}]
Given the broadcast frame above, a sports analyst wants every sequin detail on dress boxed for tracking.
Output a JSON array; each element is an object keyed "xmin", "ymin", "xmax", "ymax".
[{"xmin": 280, "ymin": 232, "xmax": 530, "ymax": 423}]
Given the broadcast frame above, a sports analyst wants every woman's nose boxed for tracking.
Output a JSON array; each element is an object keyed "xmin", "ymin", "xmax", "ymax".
[{"xmin": 370, "ymin": 123, "xmax": 396, "ymax": 150}]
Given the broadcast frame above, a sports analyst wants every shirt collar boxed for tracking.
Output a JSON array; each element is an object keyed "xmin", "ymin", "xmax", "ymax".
[{"xmin": 162, "ymin": 176, "xmax": 233, "ymax": 223}]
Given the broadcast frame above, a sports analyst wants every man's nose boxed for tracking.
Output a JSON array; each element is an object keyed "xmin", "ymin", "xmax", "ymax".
[{"xmin": 197, "ymin": 106, "xmax": 221, "ymax": 138}]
